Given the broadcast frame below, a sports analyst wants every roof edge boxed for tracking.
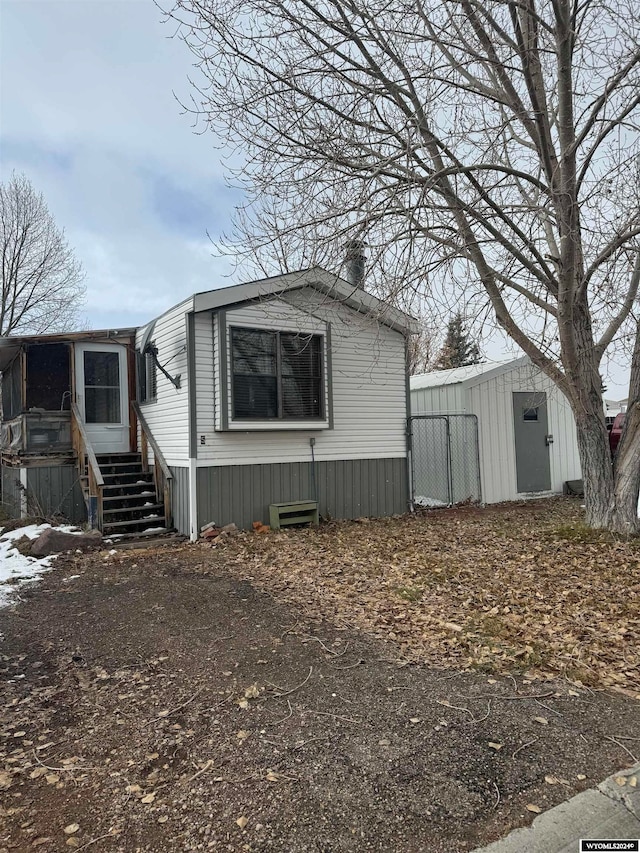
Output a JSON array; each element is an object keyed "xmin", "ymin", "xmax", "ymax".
[
  {"xmin": 463, "ymin": 355, "xmax": 531, "ymax": 387},
  {"xmin": 191, "ymin": 267, "xmax": 419, "ymax": 335},
  {"xmin": 410, "ymin": 356, "xmax": 531, "ymax": 391}
]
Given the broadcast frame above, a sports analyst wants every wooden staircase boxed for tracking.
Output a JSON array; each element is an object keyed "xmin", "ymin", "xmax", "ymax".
[
  {"xmin": 97, "ymin": 453, "xmax": 167, "ymax": 538},
  {"xmin": 71, "ymin": 402, "xmax": 173, "ymax": 539}
]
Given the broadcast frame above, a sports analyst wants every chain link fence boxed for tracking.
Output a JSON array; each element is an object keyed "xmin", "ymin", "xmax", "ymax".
[{"xmin": 408, "ymin": 414, "xmax": 481, "ymax": 508}]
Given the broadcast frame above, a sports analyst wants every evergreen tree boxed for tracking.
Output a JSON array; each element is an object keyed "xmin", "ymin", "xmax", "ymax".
[{"xmin": 435, "ymin": 313, "xmax": 482, "ymax": 370}]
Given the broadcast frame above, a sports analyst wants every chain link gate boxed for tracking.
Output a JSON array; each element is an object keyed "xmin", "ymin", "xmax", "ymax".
[{"xmin": 408, "ymin": 414, "xmax": 482, "ymax": 508}]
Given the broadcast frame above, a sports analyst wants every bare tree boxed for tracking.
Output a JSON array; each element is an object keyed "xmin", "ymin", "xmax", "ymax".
[
  {"xmin": 0, "ymin": 173, "xmax": 86, "ymax": 336},
  {"xmin": 165, "ymin": 0, "xmax": 640, "ymax": 532},
  {"xmin": 407, "ymin": 321, "xmax": 437, "ymax": 376}
]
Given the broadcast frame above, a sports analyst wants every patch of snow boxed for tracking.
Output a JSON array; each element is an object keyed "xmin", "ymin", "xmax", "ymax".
[
  {"xmin": 414, "ymin": 496, "xmax": 448, "ymax": 508},
  {"xmin": 0, "ymin": 523, "xmax": 83, "ymax": 610},
  {"xmin": 62, "ymin": 575, "xmax": 81, "ymax": 583},
  {"xmin": 141, "ymin": 527, "xmax": 167, "ymax": 535},
  {"xmin": 143, "ymin": 514, "xmax": 159, "ymax": 519},
  {"xmin": 140, "ymin": 491, "xmax": 154, "ymax": 496}
]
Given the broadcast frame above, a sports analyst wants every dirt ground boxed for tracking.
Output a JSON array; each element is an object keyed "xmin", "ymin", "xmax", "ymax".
[{"xmin": 1, "ymin": 499, "xmax": 639, "ymax": 852}]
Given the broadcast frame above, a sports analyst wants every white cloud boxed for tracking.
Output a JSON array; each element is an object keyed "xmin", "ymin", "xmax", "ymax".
[
  {"xmin": 0, "ymin": 1, "xmax": 630, "ymax": 397},
  {"xmin": 1, "ymin": 0, "xmax": 237, "ymax": 330}
]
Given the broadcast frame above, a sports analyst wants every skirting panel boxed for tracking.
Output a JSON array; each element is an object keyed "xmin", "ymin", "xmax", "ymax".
[
  {"xmin": 1, "ymin": 464, "xmax": 86, "ymax": 523},
  {"xmin": 193, "ymin": 457, "xmax": 408, "ymax": 532},
  {"xmin": 1, "ymin": 465, "xmax": 22, "ymax": 518},
  {"xmin": 27, "ymin": 465, "xmax": 86, "ymax": 523},
  {"xmin": 169, "ymin": 466, "xmax": 190, "ymax": 536}
]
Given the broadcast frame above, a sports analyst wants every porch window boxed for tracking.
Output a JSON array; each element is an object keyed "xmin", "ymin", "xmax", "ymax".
[
  {"xmin": 26, "ymin": 344, "xmax": 71, "ymax": 411},
  {"xmin": 231, "ymin": 327, "xmax": 323, "ymax": 420},
  {"xmin": 84, "ymin": 351, "xmax": 121, "ymax": 423}
]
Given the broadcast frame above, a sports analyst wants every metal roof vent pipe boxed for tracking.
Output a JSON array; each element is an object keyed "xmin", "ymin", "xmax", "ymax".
[{"xmin": 344, "ymin": 240, "xmax": 367, "ymax": 289}]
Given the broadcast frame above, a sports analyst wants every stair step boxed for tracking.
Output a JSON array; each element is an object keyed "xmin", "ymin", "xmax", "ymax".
[
  {"xmin": 98, "ymin": 461, "xmax": 144, "ymax": 468},
  {"xmin": 102, "ymin": 479, "xmax": 153, "ymax": 487},
  {"xmin": 96, "ymin": 453, "xmax": 142, "ymax": 464},
  {"xmin": 102, "ymin": 490, "xmax": 157, "ymax": 502},
  {"xmin": 103, "ymin": 517, "xmax": 167, "ymax": 533},
  {"xmin": 105, "ymin": 531, "xmax": 182, "ymax": 546},
  {"xmin": 102, "ymin": 493, "xmax": 158, "ymax": 504},
  {"xmin": 99, "ymin": 465, "xmax": 145, "ymax": 476},
  {"xmin": 76, "ymin": 450, "xmax": 166, "ymax": 533},
  {"xmin": 101, "ymin": 472, "xmax": 153, "ymax": 483},
  {"xmin": 103, "ymin": 503, "xmax": 164, "ymax": 518}
]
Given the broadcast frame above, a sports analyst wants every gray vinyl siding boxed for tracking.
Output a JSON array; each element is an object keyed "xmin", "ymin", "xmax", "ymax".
[
  {"xmin": 1, "ymin": 465, "xmax": 22, "ymax": 518},
  {"xmin": 195, "ymin": 456, "xmax": 408, "ymax": 530},
  {"xmin": 194, "ymin": 292, "xmax": 408, "ymax": 465},
  {"xmin": 169, "ymin": 466, "xmax": 190, "ymax": 536}
]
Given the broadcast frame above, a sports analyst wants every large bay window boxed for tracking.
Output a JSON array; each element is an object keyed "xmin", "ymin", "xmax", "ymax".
[{"xmin": 231, "ymin": 327, "xmax": 323, "ymax": 420}]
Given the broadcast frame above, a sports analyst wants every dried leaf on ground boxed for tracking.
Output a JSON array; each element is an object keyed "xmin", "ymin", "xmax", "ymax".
[{"xmin": 207, "ymin": 502, "xmax": 640, "ymax": 689}]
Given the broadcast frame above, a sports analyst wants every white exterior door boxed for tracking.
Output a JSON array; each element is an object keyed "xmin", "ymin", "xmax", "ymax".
[{"xmin": 75, "ymin": 343, "xmax": 130, "ymax": 454}]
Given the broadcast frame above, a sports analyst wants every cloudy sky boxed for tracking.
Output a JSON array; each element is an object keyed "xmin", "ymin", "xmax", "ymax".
[
  {"xmin": 1, "ymin": 0, "xmax": 238, "ymax": 331},
  {"xmin": 0, "ymin": 0, "xmax": 630, "ymax": 398}
]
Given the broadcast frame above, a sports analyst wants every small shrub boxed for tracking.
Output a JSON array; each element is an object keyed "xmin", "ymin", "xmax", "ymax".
[
  {"xmin": 551, "ymin": 522, "xmax": 640, "ymax": 546},
  {"xmin": 11, "ymin": 535, "xmax": 33, "ymax": 556},
  {"xmin": 394, "ymin": 585, "xmax": 424, "ymax": 603},
  {"xmin": 0, "ymin": 515, "xmax": 45, "ymax": 534}
]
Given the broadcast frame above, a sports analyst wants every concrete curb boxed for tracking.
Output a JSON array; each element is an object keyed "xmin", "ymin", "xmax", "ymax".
[{"xmin": 472, "ymin": 763, "xmax": 640, "ymax": 853}]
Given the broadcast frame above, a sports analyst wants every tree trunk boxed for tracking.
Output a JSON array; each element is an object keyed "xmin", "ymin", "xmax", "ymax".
[
  {"xmin": 561, "ymin": 295, "xmax": 640, "ymax": 536},
  {"xmin": 612, "ymin": 445, "xmax": 640, "ymax": 535},
  {"xmin": 575, "ymin": 411, "xmax": 640, "ymax": 536}
]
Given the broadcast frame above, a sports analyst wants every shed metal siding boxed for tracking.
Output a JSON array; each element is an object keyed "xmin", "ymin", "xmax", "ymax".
[
  {"xmin": 467, "ymin": 365, "xmax": 580, "ymax": 503},
  {"xmin": 410, "ymin": 382, "xmax": 468, "ymax": 415},
  {"xmin": 196, "ymin": 456, "xmax": 408, "ymax": 529},
  {"xmin": 410, "ymin": 361, "xmax": 581, "ymax": 504},
  {"xmin": 136, "ymin": 299, "xmax": 191, "ymax": 466}
]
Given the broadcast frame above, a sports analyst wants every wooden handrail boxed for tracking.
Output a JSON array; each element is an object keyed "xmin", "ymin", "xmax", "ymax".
[
  {"xmin": 131, "ymin": 402, "xmax": 173, "ymax": 483},
  {"xmin": 71, "ymin": 402, "xmax": 104, "ymax": 530},
  {"xmin": 132, "ymin": 401, "xmax": 173, "ymax": 530},
  {"xmin": 71, "ymin": 403, "xmax": 104, "ymax": 487}
]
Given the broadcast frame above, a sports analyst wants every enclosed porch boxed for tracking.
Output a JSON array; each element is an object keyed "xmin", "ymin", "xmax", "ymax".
[{"xmin": 0, "ymin": 330, "xmax": 172, "ymax": 537}]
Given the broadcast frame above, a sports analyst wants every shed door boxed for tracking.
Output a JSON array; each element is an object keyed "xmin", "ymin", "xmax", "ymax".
[
  {"xmin": 75, "ymin": 344, "xmax": 129, "ymax": 454},
  {"xmin": 512, "ymin": 391, "xmax": 551, "ymax": 492}
]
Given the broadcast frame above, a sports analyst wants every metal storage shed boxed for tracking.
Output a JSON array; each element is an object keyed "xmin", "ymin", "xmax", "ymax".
[{"xmin": 410, "ymin": 357, "xmax": 582, "ymax": 505}]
